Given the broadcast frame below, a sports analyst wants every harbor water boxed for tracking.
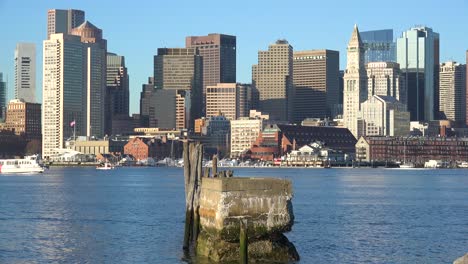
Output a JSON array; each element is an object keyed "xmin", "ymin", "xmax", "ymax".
[{"xmin": 0, "ymin": 167, "xmax": 467, "ymax": 263}]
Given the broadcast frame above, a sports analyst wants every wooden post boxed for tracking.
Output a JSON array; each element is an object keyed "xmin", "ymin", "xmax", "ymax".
[
  {"xmin": 212, "ymin": 154, "xmax": 218, "ymax": 177},
  {"xmin": 183, "ymin": 142, "xmax": 191, "ymax": 250},
  {"xmin": 240, "ymin": 218, "xmax": 248, "ymax": 264},
  {"xmin": 192, "ymin": 144, "xmax": 203, "ymax": 244}
]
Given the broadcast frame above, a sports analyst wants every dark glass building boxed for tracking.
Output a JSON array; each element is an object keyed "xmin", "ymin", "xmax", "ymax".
[{"xmin": 360, "ymin": 29, "xmax": 396, "ymax": 64}]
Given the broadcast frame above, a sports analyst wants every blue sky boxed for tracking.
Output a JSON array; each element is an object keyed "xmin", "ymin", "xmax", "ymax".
[{"xmin": 1, "ymin": 0, "xmax": 467, "ymax": 114}]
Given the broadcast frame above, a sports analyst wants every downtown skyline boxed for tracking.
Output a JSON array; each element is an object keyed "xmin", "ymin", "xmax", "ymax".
[{"xmin": 0, "ymin": 0, "xmax": 467, "ymax": 114}]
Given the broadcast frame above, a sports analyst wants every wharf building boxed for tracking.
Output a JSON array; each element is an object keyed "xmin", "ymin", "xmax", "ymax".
[
  {"xmin": 105, "ymin": 53, "xmax": 130, "ymax": 135},
  {"xmin": 15, "ymin": 43, "xmax": 36, "ymax": 103},
  {"xmin": 360, "ymin": 29, "xmax": 396, "ymax": 64},
  {"xmin": 292, "ymin": 49, "xmax": 340, "ymax": 122},
  {"xmin": 396, "ymin": 26, "xmax": 440, "ymax": 121},
  {"xmin": 153, "ymin": 48, "xmax": 203, "ymax": 128},
  {"xmin": 253, "ymin": 40, "xmax": 294, "ymax": 122},
  {"xmin": 4, "ymin": 99, "xmax": 41, "ymax": 140},
  {"xmin": 230, "ymin": 117, "xmax": 265, "ymax": 158},
  {"xmin": 185, "ymin": 33, "xmax": 236, "ymax": 112},
  {"xmin": 191, "ymin": 115, "xmax": 230, "ymax": 157},
  {"xmin": 439, "ymin": 61, "xmax": 466, "ymax": 125},
  {"xmin": 205, "ymin": 83, "xmax": 254, "ymax": 120},
  {"xmin": 356, "ymin": 136, "xmax": 468, "ymax": 164}
]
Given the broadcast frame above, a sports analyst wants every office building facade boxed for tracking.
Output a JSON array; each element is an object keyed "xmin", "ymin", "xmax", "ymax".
[
  {"xmin": 230, "ymin": 118, "xmax": 263, "ymax": 157},
  {"xmin": 439, "ymin": 61, "xmax": 466, "ymax": 124},
  {"xmin": 70, "ymin": 21, "xmax": 107, "ymax": 139},
  {"xmin": 5, "ymin": 99, "xmax": 41, "ymax": 140},
  {"xmin": 106, "ymin": 53, "xmax": 129, "ymax": 135},
  {"xmin": 154, "ymin": 48, "xmax": 203, "ymax": 126},
  {"xmin": 47, "ymin": 9, "xmax": 85, "ymax": 39},
  {"xmin": 185, "ymin": 33, "xmax": 236, "ymax": 109},
  {"xmin": 360, "ymin": 29, "xmax": 396, "ymax": 64},
  {"xmin": 358, "ymin": 95, "xmax": 410, "ymax": 137},
  {"xmin": 15, "ymin": 43, "xmax": 36, "ymax": 103},
  {"xmin": 397, "ymin": 26, "xmax": 440, "ymax": 121},
  {"xmin": 366, "ymin": 62, "xmax": 406, "ymax": 104},
  {"xmin": 42, "ymin": 34, "xmax": 86, "ymax": 158},
  {"xmin": 252, "ymin": 40, "xmax": 293, "ymax": 121},
  {"xmin": 466, "ymin": 51, "xmax": 468, "ymax": 126},
  {"xmin": 343, "ymin": 25, "xmax": 367, "ymax": 138},
  {"xmin": 205, "ymin": 83, "xmax": 253, "ymax": 120},
  {"xmin": 293, "ymin": 49, "xmax": 340, "ymax": 122},
  {"xmin": 0, "ymin": 73, "xmax": 7, "ymax": 122}
]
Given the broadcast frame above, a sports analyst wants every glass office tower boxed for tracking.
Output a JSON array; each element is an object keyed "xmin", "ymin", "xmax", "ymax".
[{"xmin": 360, "ymin": 29, "xmax": 396, "ymax": 64}]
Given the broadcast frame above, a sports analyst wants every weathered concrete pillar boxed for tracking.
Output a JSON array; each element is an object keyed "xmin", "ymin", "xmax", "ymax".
[{"xmin": 454, "ymin": 253, "xmax": 468, "ymax": 264}]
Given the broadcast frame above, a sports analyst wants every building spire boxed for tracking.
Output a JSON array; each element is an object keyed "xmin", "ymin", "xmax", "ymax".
[{"xmin": 349, "ymin": 24, "xmax": 363, "ymax": 47}]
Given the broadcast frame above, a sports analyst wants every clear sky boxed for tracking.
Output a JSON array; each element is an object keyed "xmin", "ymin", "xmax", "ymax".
[{"xmin": 1, "ymin": 0, "xmax": 467, "ymax": 114}]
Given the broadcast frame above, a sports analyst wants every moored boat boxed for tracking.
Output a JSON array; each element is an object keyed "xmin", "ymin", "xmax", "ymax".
[
  {"xmin": 0, "ymin": 155, "xmax": 45, "ymax": 174},
  {"xmin": 96, "ymin": 162, "xmax": 115, "ymax": 170}
]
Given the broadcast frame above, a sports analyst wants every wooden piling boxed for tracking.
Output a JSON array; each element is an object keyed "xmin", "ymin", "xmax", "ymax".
[
  {"xmin": 212, "ymin": 155, "xmax": 218, "ymax": 177},
  {"xmin": 240, "ymin": 218, "xmax": 248, "ymax": 264}
]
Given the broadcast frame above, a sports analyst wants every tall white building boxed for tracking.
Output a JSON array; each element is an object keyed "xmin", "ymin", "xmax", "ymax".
[
  {"xmin": 366, "ymin": 62, "xmax": 406, "ymax": 104},
  {"xmin": 359, "ymin": 95, "xmax": 410, "ymax": 137},
  {"xmin": 230, "ymin": 118, "xmax": 263, "ymax": 157},
  {"xmin": 439, "ymin": 61, "xmax": 466, "ymax": 123},
  {"xmin": 343, "ymin": 25, "xmax": 367, "ymax": 138},
  {"xmin": 15, "ymin": 43, "xmax": 36, "ymax": 103},
  {"xmin": 47, "ymin": 9, "xmax": 85, "ymax": 39},
  {"xmin": 42, "ymin": 34, "xmax": 86, "ymax": 159}
]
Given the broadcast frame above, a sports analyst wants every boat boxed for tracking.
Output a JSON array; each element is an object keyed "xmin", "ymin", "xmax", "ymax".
[
  {"xmin": 0, "ymin": 155, "xmax": 45, "ymax": 174},
  {"xmin": 424, "ymin": 160, "xmax": 447, "ymax": 169},
  {"xmin": 399, "ymin": 163, "xmax": 415, "ymax": 169},
  {"xmin": 96, "ymin": 162, "xmax": 115, "ymax": 170},
  {"xmin": 458, "ymin": 162, "xmax": 468, "ymax": 168}
]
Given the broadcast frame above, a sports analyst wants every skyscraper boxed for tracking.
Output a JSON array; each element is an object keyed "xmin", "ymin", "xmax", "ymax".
[
  {"xmin": 154, "ymin": 48, "xmax": 203, "ymax": 127},
  {"xmin": 185, "ymin": 33, "xmax": 236, "ymax": 111},
  {"xmin": 15, "ymin": 43, "xmax": 36, "ymax": 103},
  {"xmin": 47, "ymin": 9, "xmax": 85, "ymax": 39},
  {"xmin": 366, "ymin": 62, "xmax": 406, "ymax": 104},
  {"xmin": 0, "ymin": 73, "xmax": 6, "ymax": 122},
  {"xmin": 360, "ymin": 29, "xmax": 396, "ymax": 64},
  {"xmin": 70, "ymin": 21, "xmax": 107, "ymax": 138},
  {"xmin": 292, "ymin": 49, "xmax": 340, "ymax": 122},
  {"xmin": 466, "ymin": 50, "xmax": 468, "ymax": 126},
  {"xmin": 397, "ymin": 26, "xmax": 440, "ymax": 121},
  {"xmin": 42, "ymin": 33, "xmax": 86, "ymax": 159},
  {"xmin": 252, "ymin": 40, "xmax": 293, "ymax": 122},
  {"xmin": 5, "ymin": 99, "xmax": 41, "ymax": 140},
  {"xmin": 343, "ymin": 25, "xmax": 367, "ymax": 138},
  {"xmin": 106, "ymin": 53, "xmax": 129, "ymax": 135},
  {"xmin": 439, "ymin": 61, "xmax": 466, "ymax": 124}
]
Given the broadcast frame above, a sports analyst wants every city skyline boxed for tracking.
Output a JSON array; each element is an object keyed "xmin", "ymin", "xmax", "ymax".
[{"xmin": 0, "ymin": 0, "xmax": 467, "ymax": 114}]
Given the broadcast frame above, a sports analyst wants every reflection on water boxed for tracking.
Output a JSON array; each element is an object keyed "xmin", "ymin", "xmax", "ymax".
[{"xmin": 0, "ymin": 167, "xmax": 468, "ymax": 263}]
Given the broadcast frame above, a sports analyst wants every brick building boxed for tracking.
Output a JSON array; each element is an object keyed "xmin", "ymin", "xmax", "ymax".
[
  {"xmin": 5, "ymin": 99, "xmax": 41, "ymax": 140},
  {"xmin": 124, "ymin": 137, "xmax": 182, "ymax": 161}
]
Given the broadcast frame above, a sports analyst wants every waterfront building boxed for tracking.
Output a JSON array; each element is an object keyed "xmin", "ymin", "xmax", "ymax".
[
  {"xmin": 356, "ymin": 136, "xmax": 468, "ymax": 164},
  {"xmin": 124, "ymin": 137, "xmax": 183, "ymax": 161},
  {"xmin": 358, "ymin": 95, "xmax": 410, "ymax": 137},
  {"xmin": 366, "ymin": 62, "xmax": 406, "ymax": 104},
  {"xmin": 248, "ymin": 124, "xmax": 281, "ymax": 161},
  {"xmin": 47, "ymin": 9, "xmax": 85, "ymax": 39},
  {"xmin": 360, "ymin": 29, "xmax": 396, "ymax": 64},
  {"xmin": 15, "ymin": 43, "xmax": 36, "ymax": 103},
  {"xmin": 397, "ymin": 26, "xmax": 440, "ymax": 121},
  {"xmin": 252, "ymin": 40, "xmax": 293, "ymax": 121},
  {"xmin": 0, "ymin": 73, "xmax": 6, "ymax": 122},
  {"xmin": 206, "ymin": 83, "xmax": 253, "ymax": 120},
  {"xmin": 191, "ymin": 115, "xmax": 230, "ymax": 156},
  {"xmin": 292, "ymin": 49, "xmax": 340, "ymax": 121},
  {"xmin": 185, "ymin": 33, "xmax": 236, "ymax": 109},
  {"xmin": 70, "ymin": 137, "xmax": 127, "ymax": 156},
  {"xmin": 4, "ymin": 99, "xmax": 41, "ymax": 140},
  {"xmin": 106, "ymin": 53, "xmax": 129, "ymax": 135},
  {"xmin": 439, "ymin": 61, "xmax": 466, "ymax": 124},
  {"xmin": 42, "ymin": 33, "xmax": 86, "ymax": 159},
  {"xmin": 230, "ymin": 118, "xmax": 264, "ymax": 157},
  {"xmin": 343, "ymin": 25, "xmax": 368, "ymax": 138},
  {"xmin": 154, "ymin": 48, "xmax": 203, "ymax": 126},
  {"xmin": 466, "ymin": 51, "xmax": 468, "ymax": 126},
  {"xmin": 70, "ymin": 21, "xmax": 107, "ymax": 139}
]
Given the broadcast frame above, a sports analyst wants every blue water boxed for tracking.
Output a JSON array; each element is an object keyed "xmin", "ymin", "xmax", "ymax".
[{"xmin": 0, "ymin": 167, "xmax": 467, "ymax": 263}]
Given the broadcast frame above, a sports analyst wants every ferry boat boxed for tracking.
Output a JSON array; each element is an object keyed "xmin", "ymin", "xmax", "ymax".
[
  {"xmin": 96, "ymin": 162, "xmax": 115, "ymax": 170},
  {"xmin": 0, "ymin": 155, "xmax": 45, "ymax": 174}
]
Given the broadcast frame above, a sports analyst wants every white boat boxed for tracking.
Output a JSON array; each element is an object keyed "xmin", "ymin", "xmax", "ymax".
[
  {"xmin": 399, "ymin": 163, "xmax": 415, "ymax": 169},
  {"xmin": 0, "ymin": 155, "xmax": 45, "ymax": 174},
  {"xmin": 458, "ymin": 162, "xmax": 468, "ymax": 168},
  {"xmin": 96, "ymin": 162, "xmax": 115, "ymax": 170}
]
